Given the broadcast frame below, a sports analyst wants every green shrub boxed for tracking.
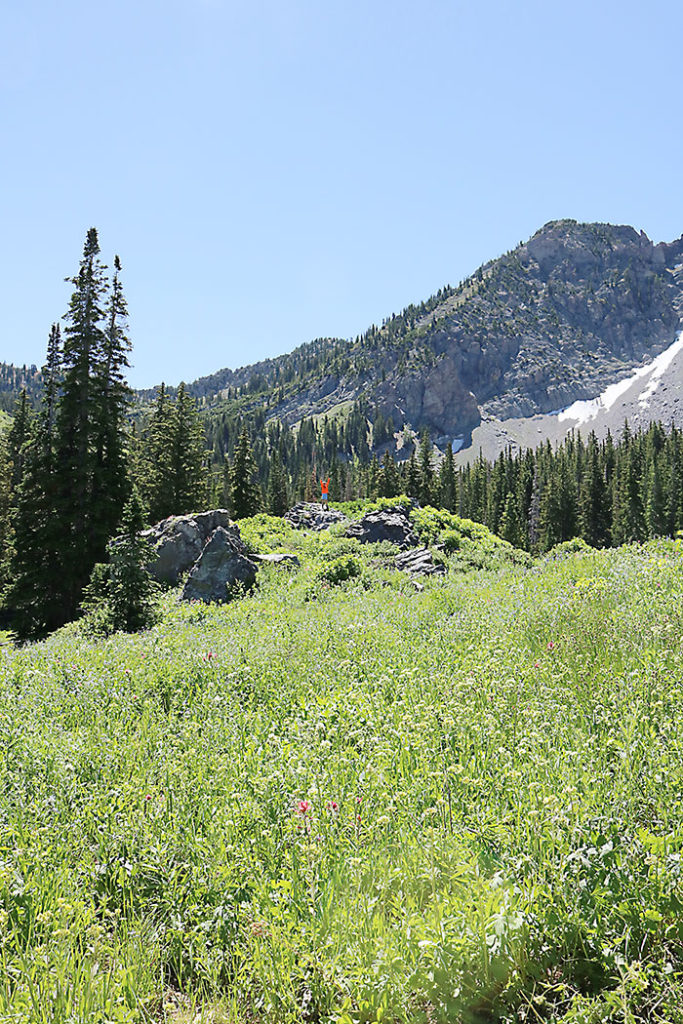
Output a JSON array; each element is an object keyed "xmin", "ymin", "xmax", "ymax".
[
  {"xmin": 238, "ymin": 513, "xmax": 300, "ymax": 554},
  {"xmin": 548, "ymin": 537, "xmax": 596, "ymax": 558},
  {"xmin": 315, "ymin": 554, "xmax": 363, "ymax": 585}
]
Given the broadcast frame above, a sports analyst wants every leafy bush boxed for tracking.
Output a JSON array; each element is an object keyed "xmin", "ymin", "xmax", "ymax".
[
  {"xmin": 315, "ymin": 553, "xmax": 363, "ymax": 585},
  {"xmin": 335, "ymin": 494, "xmax": 416, "ymax": 520},
  {"xmin": 548, "ymin": 536, "xmax": 596, "ymax": 558},
  {"xmin": 238, "ymin": 513, "xmax": 301, "ymax": 554}
]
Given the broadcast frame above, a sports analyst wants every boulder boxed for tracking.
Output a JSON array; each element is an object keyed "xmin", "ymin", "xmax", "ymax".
[
  {"xmin": 182, "ymin": 527, "xmax": 257, "ymax": 603},
  {"xmin": 251, "ymin": 552, "xmax": 300, "ymax": 566},
  {"xmin": 345, "ymin": 508, "xmax": 418, "ymax": 548},
  {"xmin": 144, "ymin": 510, "xmax": 243, "ymax": 585},
  {"xmin": 284, "ymin": 503, "xmax": 347, "ymax": 531},
  {"xmin": 395, "ymin": 547, "xmax": 447, "ymax": 576}
]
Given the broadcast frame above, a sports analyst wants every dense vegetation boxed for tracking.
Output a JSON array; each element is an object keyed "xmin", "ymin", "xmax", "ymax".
[
  {"xmin": 3, "ymin": 226, "xmax": 683, "ymax": 1022},
  {"xmin": 0, "ymin": 514, "xmax": 682, "ymax": 1022}
]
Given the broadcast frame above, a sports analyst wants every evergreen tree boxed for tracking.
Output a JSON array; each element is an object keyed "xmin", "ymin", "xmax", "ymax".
[
  {"xmin": 645, "ymin": 453, "xmax": 667, "ymax": 537},
  {"xmin": 230, "ymin": 425, "xmax": 262, "ymax": 518},
  {"xmin": 82, "ymin": 489, "xmax": 158, "ymax": 633},
  {"xmin": 142, "ymin": 384, "xmax": 175, "ymax": 520},
  {"xmin": 527, "ymin": 464, "xmax": 541, "ymax": 551},
  {"xmin": 54, "ymin": 227, "xmax": 110, "ymax": 609},
  {"xmin": 169, "ymin": 383, "xmax": 207, "ymax": 514},
  {"xmin": 539, "ymin": 475, "xmax": 563, "ymax": 551},
  {"xmin": 439, "ymin": 443, "xmax": 457, "ymax": 510},
  {"xmin": 266, "ymin": 448, "xmax": 289, "ymax": 515},
  {"xmin": 612, "ymin": 423, "xmax": 645, "ymax": 544},
  {"xmin": 379, "ymin": 451, "xmax": 400, "ymax": 497},
  {"xmin": 499, "ymin": 490, "xmax": 523, "ymax": 547},
  {"xmin": 0, "ymin": 430, "xmax": 11, "ymax": 590},
  {"xmin": 90, "ymin": 255, "xmax": 132, "ymax": 556},
  {"xmin": 6, "ymin": 390, "xmax": 33, "ymax": 494},
  {"xmin": 417, "ymin": 429, "xmax": 435, "ymax": 506},
  {"xmin": 6, "ymin": 232, "xmax": 134, "ymax": 634},
  {"xmin": 578, "ymin": 432, "xmax": 610, "ymax": 547},
  {"xmin": 405, "ymin": 449, "xmax": 420, "ymax": 499}
]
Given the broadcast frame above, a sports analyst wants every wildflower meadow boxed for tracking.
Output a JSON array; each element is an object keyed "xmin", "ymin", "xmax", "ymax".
[{"xmin": 1, "ymin": 511, "xmax": 683, "ymax": 1022}]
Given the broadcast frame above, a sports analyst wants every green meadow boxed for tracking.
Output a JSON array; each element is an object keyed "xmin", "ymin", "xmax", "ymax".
[{"xmin": 2, "ymin": 509, "xmax": 683, "ymax": 1023}]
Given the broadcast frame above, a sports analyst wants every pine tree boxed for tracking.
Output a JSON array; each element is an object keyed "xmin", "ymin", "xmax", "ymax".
[
  {"xmin": 417, "ymin": 429, "xmax": 435, "ymax": 506},
  {"xmin": 141, "ymin": 384, "xmax": 175, "ymax": 520},
  {"xmin": 527, "ymin": 465, "xmax": 541, "ymax": 552},
  {"xmin": 230, "ymin": 425, "xmax": 262, "ymax": 518},
  {"xmin": 6, "ymin": 390, "xmax": 33, "ymax": 494},
  {"xmin": 499, "ymin": 491, "xmax": 523, "ymax": 547},
  {"xmin": 90, "ymin": 255, "xmax": 132, "ymax": 557},
  {"xmin": 169, "ymin": 383, "xmax": 207, "ymax": 514},
  {"xmin": 379, "ymin": 451, "xmax": 400, "ymax": 497},
  {"xmin": 405, "ymin": 449, "xmax": 420, "ymax": 499},
  {"xmin": 53, "ymin": 227, "xmax": 110, "ymax": 612},
  {"xmin": 578, "ymin": 432, "xmax": 610, "ymax": 547},
  {"xmin": 645, "ymin": 454, "xmax": 667, "ymax": 537},
  {"xmin": 266, "ymin": 448, "xmax": 289, "ymax": 515},
  {"xmin": 439, "ymin": 443, "xmax": 457, "ymax": 510},
  {"xmin": 0, "ymin": 430, "xmax": 11, "ymax": 590},
  {"xmin": 82, "ymin": 489, "xmax": 158, "ymax": 633}
]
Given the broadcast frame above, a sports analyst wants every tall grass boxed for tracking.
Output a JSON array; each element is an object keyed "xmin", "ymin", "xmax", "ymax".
[{"xmin": 1, "ymin": 531, "xmax": 683, "ymax": 1021}]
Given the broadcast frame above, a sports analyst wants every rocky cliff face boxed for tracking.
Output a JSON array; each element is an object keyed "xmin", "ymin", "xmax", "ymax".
[
  {"xmin": 371, "ymin": 221, "xmax": 683, "ymax": 439},
  {"xmin": 194, "ymin": 219, "xmax": 683, "ymax": 447}
]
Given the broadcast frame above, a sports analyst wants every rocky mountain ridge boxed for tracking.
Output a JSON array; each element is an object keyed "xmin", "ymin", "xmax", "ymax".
[
  {"xmin": 194, "ymin": 219, "xmax": 683, "ymax": 448},
  {"xmin": 4, "ymin": 220, "xmax": 683, "ymax": 454}
]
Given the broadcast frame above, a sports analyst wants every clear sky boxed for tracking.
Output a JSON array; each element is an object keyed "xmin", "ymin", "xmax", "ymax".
[{"xmin": 2, "ymin": 0, "xmax": 682, "ymax": 389}]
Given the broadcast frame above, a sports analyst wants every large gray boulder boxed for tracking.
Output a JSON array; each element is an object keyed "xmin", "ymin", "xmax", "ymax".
[
  {"xmin": 144, "ymin": 510, "xmax": 242, "ymax": 585},
  {"xmin": 182, "ymin": 527, "xmax": 257, "ymax": 603},
  {"xmin": 345, "ymin": 508, "xmax": 418, "ymax": 548},
  {"xmin": 395, "ymin": 547, "xmax": 446, "ymax": 576},
  {"xmin": 284, "ymin": 503, "xmax": 347, "ymax": 531}
]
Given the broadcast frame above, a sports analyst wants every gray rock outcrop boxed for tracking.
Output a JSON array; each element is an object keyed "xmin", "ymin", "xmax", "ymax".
[
  {"xmin": 182, "ymin": 527, "xmax": 257, "ymax": 603},
  {"xmin": 395, "ymin": 547, "xmax": 446, "ymax": 576},
  {"xmin": 284, "ymin": 503, "xmax": 347, "ymax": 531},
  {"xmin": 144, "ymin": 510, "xmax": 238, "ymax": 585},
  {"xmin": 251, "ymin": 552, "xmax": 300, "ymax": 566},
  {"xmin": 345, "ymin": 508, "xmax": 417, "ymax": 548}
]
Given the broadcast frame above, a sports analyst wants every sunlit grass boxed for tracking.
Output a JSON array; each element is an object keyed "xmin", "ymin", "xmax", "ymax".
[{"xmin": 1, "ymin": 532, "xmax": 683, "ymax": 1021}]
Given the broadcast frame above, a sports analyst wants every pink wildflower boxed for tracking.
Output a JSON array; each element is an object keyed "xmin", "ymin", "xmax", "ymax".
[
  {"xmin": 547, "ymin": 641, "xmax": 555, "ymax": 650},
  {"xmin": 296, "ymin": 800, "xmax": 311, "ymax": 816}
]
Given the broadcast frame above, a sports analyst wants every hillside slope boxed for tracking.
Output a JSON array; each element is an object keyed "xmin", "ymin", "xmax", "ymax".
[
  {"xmin": 4, "ymin": 220, "xmax": 683, "ymax": 455},
  {"xmin": 194, "ymin": 219, "xmax": 683, "ymax": 449}
]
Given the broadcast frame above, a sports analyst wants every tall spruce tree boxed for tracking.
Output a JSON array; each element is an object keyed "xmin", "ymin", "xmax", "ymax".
[
  {"xmin": 439, "ymin": 443, "xmax": 457, "ymax": 510},
  {"xmin": 266, "ymin": 448, "xmax": 289, "ymax": 515},
  {"xmin": 578, "ymin": 432, "xmax": 610, "ymax": 547},
  {"xmin": 417, "ymin": 429, "xmax": 435, "ymax": 506},
  {"xmin": 229, "ymin": 425, "xmax": 262, "ymax": 518},
  {"xmin": 6, "ymin": 232, "xmax": 133, "ymax": 635},
  {"xmin": 7, "ymin": 390, "xmax": 33, "ymax": 495},
  {"xmin": 379, "ymin": 451, "xmax": 400, "ymax": 497},
  {"xmin": 168, "ymin": 383, "xmax": 207, "ymax": 515},
  {"xmin": 91, "ymin": 255, "xmax": 132, "ymax": 556},
  {"xmin": 499, "ymin": 490, "xmax": 523, "ymax": 547},
  {"xmin": 54, "ymin": 227, "xmax": 110, "ymax": 613}
]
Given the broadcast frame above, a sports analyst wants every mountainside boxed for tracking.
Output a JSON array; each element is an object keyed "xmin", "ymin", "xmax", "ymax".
[
  {"xmin": 192, "ymin": 218, "xmax": 683, "ymax": 450},
  {"xmin": 4, "ymin": 219, "xmax": 683, "ymax": 458}
]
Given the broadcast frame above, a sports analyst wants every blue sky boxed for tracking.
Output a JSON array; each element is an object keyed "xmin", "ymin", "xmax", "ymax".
[{"xmin": 2, "ymin": 0, "xmax": 682, "ymax": 388}]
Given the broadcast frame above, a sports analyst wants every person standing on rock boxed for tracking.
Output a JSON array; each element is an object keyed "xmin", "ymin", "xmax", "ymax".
[{"xmin": 320, "ymin": 477, "xmax": 330, "ymax": 510}]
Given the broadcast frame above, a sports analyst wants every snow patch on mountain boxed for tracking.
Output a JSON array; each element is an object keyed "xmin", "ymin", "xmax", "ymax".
[{"xmin": 558, "ymin": 331, "xmax": 683, "ymax": 426}]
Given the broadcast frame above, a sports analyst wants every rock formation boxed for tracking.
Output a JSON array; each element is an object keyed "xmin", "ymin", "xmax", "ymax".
[
  {"xmin": 182, "ymin": 527, "xmax": 257, "ymax": 603},
  {"xmin": 344, "ymin": 508, "xmax": 418, "ymax": 548},
  {"xmin": 284, "ymin": 503, "xmax": 347, "ymax": 531}
]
